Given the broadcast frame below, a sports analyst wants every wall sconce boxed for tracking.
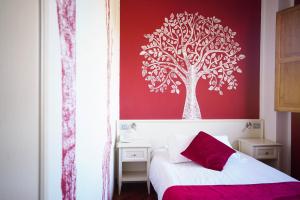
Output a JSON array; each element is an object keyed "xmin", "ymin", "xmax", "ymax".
[
  {"xmin": 245, "ymin": 122, "xmax": 253, "ymax": 129},
  {"xmin": 242, "ymin": 121, "xmax": 253, "ymax": 132},
  {"xmin": 130, "ymin": 122, "xmax": 136, "ymax": 131}
]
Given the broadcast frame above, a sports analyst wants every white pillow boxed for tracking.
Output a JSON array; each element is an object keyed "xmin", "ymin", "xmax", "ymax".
[
  {"xmin": 168, "ymin": 134, "xmax": 195, "ymax": 163},
  {"xmin": 167, "ymin": 134, "xmax": 233, "ymax": 163},
  {"xmin": 213, "ymin": 135, "xmax": 233, "ymax": 148}
]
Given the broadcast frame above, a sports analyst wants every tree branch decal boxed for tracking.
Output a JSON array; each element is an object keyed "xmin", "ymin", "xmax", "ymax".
[{"xmin": 140, "ymin": 12, "xmax": 245, "ymax": 119}]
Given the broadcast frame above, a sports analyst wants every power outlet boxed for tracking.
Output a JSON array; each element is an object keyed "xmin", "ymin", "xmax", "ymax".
[
  {"xmin": 253, "ymin": 123, "xmax": 261, "ymax": 129},
  {"xmin": 120, "ymin": 124, "xmax": 130, "ymax": 130}
]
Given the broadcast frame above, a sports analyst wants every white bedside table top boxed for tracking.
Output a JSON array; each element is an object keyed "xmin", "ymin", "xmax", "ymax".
[
  {"xmin": 238, "ymin": 138, "xmax": 282, "ymax": 147},
  {"xmin": 117, "ymin": 140, "xmax": 151, "ymax": 148}
]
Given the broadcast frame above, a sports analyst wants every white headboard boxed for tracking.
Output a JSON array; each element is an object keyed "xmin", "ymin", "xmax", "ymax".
[{"xmin": 117, "ymin": 119, "xmax": 264, "ymax": 149}]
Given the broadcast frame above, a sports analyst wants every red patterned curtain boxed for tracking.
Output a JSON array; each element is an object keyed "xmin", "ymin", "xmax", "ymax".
[{"xmin": 56, "ymin": 0, "xmax": 77, "ymax": 199}]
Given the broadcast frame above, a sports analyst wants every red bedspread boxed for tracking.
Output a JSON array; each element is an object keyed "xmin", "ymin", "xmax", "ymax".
[{"xmin": 162, "ymin": 182, "xmax": 300, "ymax": 200}]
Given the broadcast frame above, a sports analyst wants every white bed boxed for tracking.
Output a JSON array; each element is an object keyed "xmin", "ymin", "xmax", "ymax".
[
  {"xmin": 150, "ymin": 149, "xmax": 297, "ymax": 200},
  {"xmin": 117, "ymin": 120, "xmax": 299, "ymax": 199}
]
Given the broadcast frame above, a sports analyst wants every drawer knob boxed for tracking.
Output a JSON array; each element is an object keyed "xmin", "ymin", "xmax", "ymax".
[
  {"xmin": 265, "ymin": 152, "xmax": 269, "ymax": 155},
  {"xmin": 133, "ymin": 154, "xmax": 137, "ymax": 157}
]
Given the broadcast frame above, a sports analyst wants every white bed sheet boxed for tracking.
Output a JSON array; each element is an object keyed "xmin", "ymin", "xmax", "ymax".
[{"xmin": 150, "ymin": 149, "xmax": 297, "ymax": 200}]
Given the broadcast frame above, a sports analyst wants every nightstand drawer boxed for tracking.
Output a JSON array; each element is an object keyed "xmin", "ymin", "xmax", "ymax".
[
  {"xmin": 254, "ymin": 147, "xmax": 277, "ymax": 159},
  {"xmin": 122, "ymin": 148, "xmax": 147, "ymax": 161}
]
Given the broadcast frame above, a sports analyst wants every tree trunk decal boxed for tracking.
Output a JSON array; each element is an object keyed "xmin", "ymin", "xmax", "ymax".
[
  {"xmin": 140, "ymin": 12, "xmax": 245, "ymax": 119},
  {"xmin": 183, "ymin": 75, "xmax": 201, "ymax": 119},
  {"xmin": 56, "ymin": 0, "xmax": 76, "ymax": 199}
]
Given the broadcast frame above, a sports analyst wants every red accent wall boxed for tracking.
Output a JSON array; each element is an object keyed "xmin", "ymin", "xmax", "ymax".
[
  {"xmin": 120, "ymin": 0, "xmax": 261, "ymax": 119},
  {"xmin": 291, "ymin": 113, "xmax": 300, "ymax": 180},
  {"xmin": 291, "ymin": 0, "xmax": 300, "ymax": 181}
]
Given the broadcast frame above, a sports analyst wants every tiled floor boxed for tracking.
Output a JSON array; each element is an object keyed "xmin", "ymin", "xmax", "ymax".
[{"xmin": 113, "ymin": 183, "xmax": 158, "ymax": 200}]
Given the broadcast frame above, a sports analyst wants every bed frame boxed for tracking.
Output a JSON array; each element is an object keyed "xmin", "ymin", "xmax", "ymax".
[{"xmin": 116, "ymin": 119, "xmax": 264, "ymax": 149}]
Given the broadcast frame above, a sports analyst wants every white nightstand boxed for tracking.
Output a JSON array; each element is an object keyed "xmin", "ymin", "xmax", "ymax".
[
  {"xmin": 117, "ymin": 141, "xmax": 151, "ymax": 195},
  {"xmin": 238, "ymin": 138, "xmax": 282, "ymax": 169}
]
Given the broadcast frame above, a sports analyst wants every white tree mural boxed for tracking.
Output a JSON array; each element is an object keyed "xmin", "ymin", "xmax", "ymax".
[{"xmin": 140, "ymin": 12, "xmax": 245, "ymax": 119}]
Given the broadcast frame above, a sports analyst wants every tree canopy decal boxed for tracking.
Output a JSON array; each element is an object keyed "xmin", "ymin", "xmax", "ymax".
[{"xmin": 140, "ymin": 12, "xmax": 245, "ymax": 119}]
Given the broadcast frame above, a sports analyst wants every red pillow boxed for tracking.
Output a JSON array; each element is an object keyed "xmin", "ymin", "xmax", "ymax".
[{"xmin": 181, "ymin": 131, "xmax": 236, "ymax": 171}]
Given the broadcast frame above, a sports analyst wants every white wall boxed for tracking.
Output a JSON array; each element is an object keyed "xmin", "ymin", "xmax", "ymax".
[
  {"xmin": 260, "ymin": 0, "xmax": 294, "ymax": 174},
  {"xmin": 42, "ymin": 0, "xmax": 62, "ymax": 199},
  {"xmin": 76, "ymin": 0, "xmax": 109, "ymax": 199},
  {"xmin": 260, "ymin": 0, "xmax": 279, "ymax": 142},
  {"xmin": 0, "ymin": 0, "xmax": 40, "ymax": 199},
  {"xmin": 110, "ymin": 0, "xmax": 120, "ymax": 194},
  {"xmin": 275, "ymin": 0, "xmax": 294, "ymax": 174}
]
